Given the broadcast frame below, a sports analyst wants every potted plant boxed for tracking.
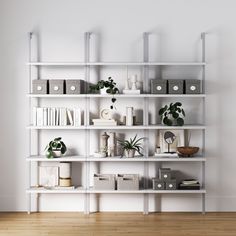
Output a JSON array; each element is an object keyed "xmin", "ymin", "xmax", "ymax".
[
  {"xmin": 89, "ymin": 77, "xmax": 119, "ymax": 109},
  {"xmin": 117, "ymin": 134, "xmax": 144, "ymax": 158},
  {"xmin": 45, "ymin": 137, "xmax": 67, "ymax": 158},
  {"xmin": 159, "ymin": 102, "xmax": 185, "ymax": 126}
]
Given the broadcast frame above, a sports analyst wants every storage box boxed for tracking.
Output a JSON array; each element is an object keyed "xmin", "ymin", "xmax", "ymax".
[
  {"xmin": 117, "ymin": 174, "xmax": 139, "ymax": 190},
  {"xmin": 165, "ymin": 179, "xmax": 177, "ymax": 190},
  {"xmin": 185, "ymin": 79, "xmax": 201, "ymax": 94},
  {"xmin": 49, "ymin": 80, "xmax": 65, "ymax": 94},
  {"xmin": 159, "ymin": 168, "xmax": 171, "ymax": 180},
  {"xmin": 32, "ymin": 80, "xmax": 48, "ymax": 94},
  {"xmin": 93, "ymin": 174, "xmax": 115, "ymax": 190},
  {"xmin": 150, "ymin": 79, "xmax": 167, "ymax": 94},
  {"xmin": 65, "ymin": 80, "xmax": 84, "ymax": 94},
  {"xmin": 168, "ymin": 79, "xmax": 184, "ymax": 94},
  {"xmin": 152, "ymin": 178, "xmax": 165, "ymax": 190}
]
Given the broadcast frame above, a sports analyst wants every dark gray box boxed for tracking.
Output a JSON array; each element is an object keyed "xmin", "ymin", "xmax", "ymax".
[
  {"xmin": 66, "ymin": 80, "xmax": 84, "ymax": 94},
  {"xmin": 117, "ymin": 174, "xmax": 139, "ymax": 190},
  {"xmin": 185, "ymin": 79, "xmax": 201, "ymax": 94},
  {"xmin": 152, "ymin": 178, "xmax": 165, "ymax": 190},
  {"xmin": 93, "ymin": 174, "xmax": 115, "ymax": 190},
  {"xmin": 49, "ymin": 80, "xmax": 65, "ymax": 94},
  {"xmin": 159, "ymin": 168, "xmax": 171, "ymax": 180},
  {"xmin": 32, "ymin": 80, "xmax": 48, "ymax": 94},
  {"xmin": 168, "ymin": 79, "xmax": 184, "ymax": 94},
  {"xmin": 165, "ymin": 179, "xmax": 177, "ymax": 190},
  {"xmin": 150, "ymin": 79, "xmax": 167, "ymax": 94}
]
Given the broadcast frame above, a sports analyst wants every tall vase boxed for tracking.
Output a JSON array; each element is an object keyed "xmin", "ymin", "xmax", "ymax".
[
  {"xmin": 108, "ymin": 132, "xmax": 116, "ymax": 157},
  {"xmin": 100, "ymin": 132, "xmax": 110, "ymax": 157},
  {"xmin": 126, "ymin": 107, "xmax": 133, "ymax": 126}
]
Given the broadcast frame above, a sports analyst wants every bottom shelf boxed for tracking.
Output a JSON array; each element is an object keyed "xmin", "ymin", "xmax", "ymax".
[{"xmin": 26, "ymin": 187, "xmax": 206, "ymax": 194}]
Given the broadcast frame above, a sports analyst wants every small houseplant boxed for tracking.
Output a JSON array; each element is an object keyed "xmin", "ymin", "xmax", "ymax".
[
  {"xmin": 117, "ymin": 134, "xmax": 144, "ymax": 158},
  {"xmin": 90, "ymin": 77, "xmax": 119, "ymax": 109},
  {"xmin": 159, "ymin": 102, "xmax": 185, "ymax": 126},
  {"xmin": 45, "ymin": 137, "xmax": 67, "ymax": 158}
]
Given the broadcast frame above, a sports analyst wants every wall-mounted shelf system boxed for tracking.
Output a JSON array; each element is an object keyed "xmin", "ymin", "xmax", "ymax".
[{"xmin": 27, "ymin": 32, "xmax": 206, "ymax": 215}]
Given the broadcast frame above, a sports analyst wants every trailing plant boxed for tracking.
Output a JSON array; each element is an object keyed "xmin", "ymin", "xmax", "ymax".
[
  {"xmin": 89, "ymin": 77, "xmax": 119, "ymax": 109},
  {"xmin": 117, "ymin": 134, "xmax": 144, "ymax": 156},
  {"xmin": 45, "ymin": 137, "xmax": 67, "ymax": 158},
  {"xmin": 159, "ymin": 102, "xmax": 185, "ymax": 126}
]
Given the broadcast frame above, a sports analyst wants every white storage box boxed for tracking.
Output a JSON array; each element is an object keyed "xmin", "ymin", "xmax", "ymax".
[
  {"xmin": 93, "ymin": 174, "xmax": 115, "ymax": 190},
  {"xmin": 117, "ymin": 174, "xmax": 139, "ymax": 190}
]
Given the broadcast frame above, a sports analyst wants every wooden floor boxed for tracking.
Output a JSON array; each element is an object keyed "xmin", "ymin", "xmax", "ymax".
[{"xmin": 0, "ymin": 212, "xmax": 236, "ymax": 236}]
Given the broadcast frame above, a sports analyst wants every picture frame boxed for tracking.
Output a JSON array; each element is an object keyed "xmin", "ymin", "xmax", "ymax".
[
  {"xmin": 159, "ymin": 130, "xmax": 185, "ymax": 153},
  {"xmin": 39, "ymin": 166, "xmax": 59, "ymax": 187}
]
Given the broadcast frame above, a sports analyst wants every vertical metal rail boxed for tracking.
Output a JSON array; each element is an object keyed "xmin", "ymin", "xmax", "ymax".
[
  {"xmin": 27, "ymin": 32, "xmax": 33, "ymax": 214},
  {"xmin": 201, "ymin": 32, "xmax": 206, "ymax": 214},
  {"xmin": 84, "ymin": 32, "xmax": 91, "ymax": 214},
  {"xmin": 143, "ymin": 32, "xmax": 149, "ymax": 215}
]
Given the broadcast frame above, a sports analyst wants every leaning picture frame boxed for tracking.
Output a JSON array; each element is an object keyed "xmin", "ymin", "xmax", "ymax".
[
  {"xmin": 39, "ymin": 166, "xmax": 59, "ymax": 187},
  {"xmin": 159, "ymin": 130, "xmax": 185, "ymax": 153}
]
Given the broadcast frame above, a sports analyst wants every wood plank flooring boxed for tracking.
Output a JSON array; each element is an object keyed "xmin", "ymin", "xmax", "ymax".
[{"xmin": 0, "ymin": 212, "xmax": 236, "ymax": 236}]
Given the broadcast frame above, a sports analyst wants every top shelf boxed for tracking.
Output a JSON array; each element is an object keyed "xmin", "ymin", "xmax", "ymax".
[{"xmin": 26, "ymin": 62, "xmax": 206, "ymax": 66}]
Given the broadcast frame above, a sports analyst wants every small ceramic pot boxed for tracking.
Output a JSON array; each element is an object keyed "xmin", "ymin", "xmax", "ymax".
[
  {"xmin": 124, "ymin": 149, "xmax": 135, "ymax": 158},
  {"xmin": 52, "ymin": 150, "xmax": 62, "ymax": 158},
  {"xmin": 100, "ymin": 88, "xmax": 107, "ymax": 95}
]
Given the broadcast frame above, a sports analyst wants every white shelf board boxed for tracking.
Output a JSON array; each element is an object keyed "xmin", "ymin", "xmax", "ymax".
[
  {"xmin": 26, "ymin": 155, "xmax": 87, "ymax": 162},
  {"xmin": 27, "ymin": 62, "xmax": 206, "ymax": 66},
  {"xmin": 27, "ymin": 126, "xmax": 86, "ymax": 130},
  {"xmin": 87, "ymin": 156, "xmax": 206, "ymax": 162},
  {"xmin": 88, "ymin": 189, "xmax": 206, "ymax": 194},
  {"xmin": 26, "ymin": 187, "xmax": 86, "ymax": 194},
  {"xmin": 27, "ymin": 125, "xmax": 206, "ymax": 130},
  {"xmin": 27, "ymin": 94, "xmax": 206, "ymax": 98}
]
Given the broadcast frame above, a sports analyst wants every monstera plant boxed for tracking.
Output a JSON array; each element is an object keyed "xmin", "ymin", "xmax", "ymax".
[
  {"xmin": 45, "ymin": 137, "xmax": 67, "ymax": 158},
  {"xmin": 159, "ymin": 102, "xmax": 185, "ymax": 126}
]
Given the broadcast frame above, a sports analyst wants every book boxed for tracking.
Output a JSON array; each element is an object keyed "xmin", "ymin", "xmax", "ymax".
[
  {"xmin": 67, "ymin": 109, "xmax": 74, "ymax": 126},
  {"xmin": 36, "ymin": 108, "xmax": 43, "ymax": 126},
  {"xmin": 55, "ymin": 108, "xmax": 59, "ymax": 126},
  {"xmin": 52, "ymin": 108, "xmax": 56, "ymax": 126},
  {"xmin": 60, "ymin": 108, "xmax": 67, "ymax": 126},
  {"xmin": 32, "ymin": 107, "xmax": 37, "ymax": 126},
  {"xmin": 179, "ymin": 183, "xmax": 200, "ymax": 190},
  {"xmin": 123, "ymin": 89, "xmax": 141, "ymax": 94},
  {"xmin": 47, "ymin": 108, "xmax": 51, "ymax": 126},
  {"xmin": 182, "ymin": 179, "xmax": 198, "ymax": 185},
  {"xmin": 74, "ymin": 108, "xmax": 81, "ymax": 126},
  {"xmin": 43, "ymin": 108, "xmax": 47, "ymax": 126}
]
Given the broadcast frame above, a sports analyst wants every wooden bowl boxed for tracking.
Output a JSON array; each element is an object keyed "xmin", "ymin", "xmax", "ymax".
[{"xmin": 177, "ymin": 146, "xmax": 199, "ymax": 157}]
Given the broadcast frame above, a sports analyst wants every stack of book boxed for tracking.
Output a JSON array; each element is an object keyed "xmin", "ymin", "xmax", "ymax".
[
  {"xmin": 92, "ymin": 119, "xmax": 117, "ymax": 126},
  {"xmin": 179, "ymin": 179, "xmax": 200, "ymax": 190},
  {"xmin": 33, "ymin": 107, "xmax": 81, "ymax": 126}
]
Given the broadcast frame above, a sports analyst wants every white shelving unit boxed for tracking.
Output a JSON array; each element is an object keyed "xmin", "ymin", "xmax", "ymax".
[{"xmin": 27, "ymin": 32, "xmax": 206, "ymax": 215}]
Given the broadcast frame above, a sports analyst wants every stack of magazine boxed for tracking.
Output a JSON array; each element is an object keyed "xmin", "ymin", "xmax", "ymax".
[{"xmin": 179, "ymin": 179, "xmax": 200, "ymax": 190}]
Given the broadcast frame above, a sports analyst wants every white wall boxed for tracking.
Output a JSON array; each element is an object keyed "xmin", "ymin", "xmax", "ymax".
[{"xmin": 0, "ymin": 0, "xmax": 235, "ymax": 212}]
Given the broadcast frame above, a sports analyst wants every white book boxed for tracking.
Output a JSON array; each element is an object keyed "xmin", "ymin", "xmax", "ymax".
[
  {"xmin": 52, "ymin": 108, "xmax": 56, "ymax": 126},
  {"xmin": 73, "ymin": 108, "xmax": 81, "ymax": 126},
  {"xmin": 67, "ymin": 109, "xmax": 73, "ymax": 126},
  {"xmin": 36, "ymin": 108, "xmax": 44, "ymax": 126},
  {"xmin": 56, "ymin": 108, "xmax": 59, "ymax": 126},
  {"xmin": 123, "ymin": 89, "xmax": 141, "ymax": 94},
  {"xmin": 32, "ymin": 107, "xmax": 37, "ymax": 126},
  {"xmin": 60, "ymin": 108, "xmax": 67, "ymax": 126},
  {"xmin": 47, "ymin": 108, "xmax": 51, "ymax": 126},
  {"xmin": 92, "ymin": 119, "xmax": 116, "ymax": 123},
  {"xmin": 43, "ymin": 108, "xmax": 47, "ymax": 126}
]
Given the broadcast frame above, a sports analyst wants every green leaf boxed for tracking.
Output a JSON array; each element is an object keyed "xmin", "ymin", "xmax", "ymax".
[
  {"xmin": 181, "ymin": 109, "xmax": 185, "ymax": 117},
  {"xmin": 177, "ymin": 117, "xmax": 184, "ymax": 126},
  {"xmin": 175, "ymin": 102, "xmax": 182, "ymax": 107},
  {"xmin": 54, "ymin": 137, "xmax": 62, "ymax": 141},
  {"xmin": 163, "ymin": 117, "xmax": 172, "ymax": 126},
  {"xmin": 172, "ymin": 112, "xmax": 179, "ymax": 119},
  {"xmin": 159, "ymin": 107, "xmax": 167, "ymax": 116}
]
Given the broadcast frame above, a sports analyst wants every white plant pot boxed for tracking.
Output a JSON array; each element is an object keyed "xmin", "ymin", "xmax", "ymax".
[
  {"xmin": 100, "ymin": 88, "xmax": 107, "ymax": 95},
  {"xmin": 124, "ymin": 149, "xmax": 135, "ymax": 158},
  {"xmin": 52, "ymin": 150, "xmax": 62, "ymax": 158}
]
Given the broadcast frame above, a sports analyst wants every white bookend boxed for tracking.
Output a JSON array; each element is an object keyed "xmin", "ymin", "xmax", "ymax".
[
  {"xmin": 60, "ymin": 108, "xmax": 67, "ymax": 126},
  {"xmin": 47, "ymin": 108, "xmax": 51, "ymax": 126},
  {"xmin": 36, "ymin": 108, "xmax": 44, "ymax": 126},
  {"xmin": 43, "ymin": 108, "xmax": 47, "ymax": 126},
  {"xmin": 32, "ymin": 107, "xmax": 37, "ymax": 126},
  {"xmin": 67, "ymin": 109, "xmax": 74, "ymax": 126},
  {"xmin": 74, "ymin": 108, "xmax": 81, "ymax": 126},
  {"xmin": 56, "ymin": 108, "xmax": 59, "ymax": 126},
  {"xmin": 52, "ymin": 108, "xmax": 56, "ymax": 126}
]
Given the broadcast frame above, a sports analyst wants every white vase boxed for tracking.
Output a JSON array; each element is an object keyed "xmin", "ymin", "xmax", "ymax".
[
  {"xmin": 100, "ymin": 88, "xmax": 107, "ymax": 94},
  {"xmin": 124, "ymin": 149, "xmax": 135, "ymax": 158}
]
